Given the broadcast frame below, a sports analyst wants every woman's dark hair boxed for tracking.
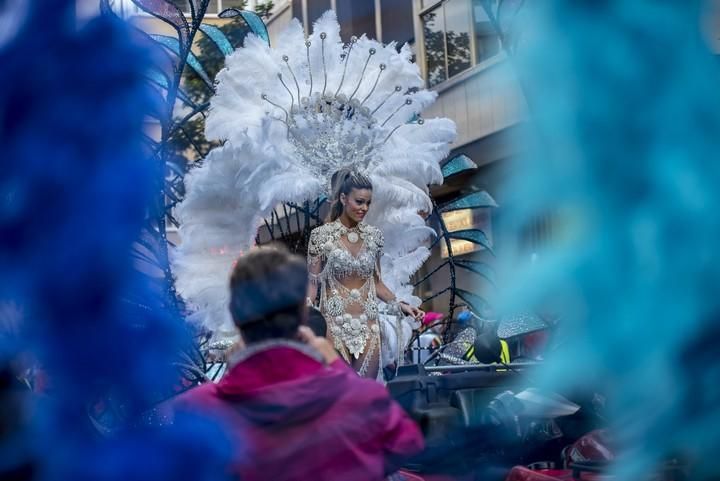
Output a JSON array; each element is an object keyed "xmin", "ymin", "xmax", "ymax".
[
  {"xmin": 228, "ymin": 244, "xmax": 307, "ymax": 344},
  {"xmin": 327, "ymin": 168, "xmax": 373, "ymax": 222}
]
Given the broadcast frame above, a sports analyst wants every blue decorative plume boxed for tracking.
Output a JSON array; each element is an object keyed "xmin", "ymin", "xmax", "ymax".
[{"xmin": 0, "ymin": 1, "xmax": 231, "ymax": 479}]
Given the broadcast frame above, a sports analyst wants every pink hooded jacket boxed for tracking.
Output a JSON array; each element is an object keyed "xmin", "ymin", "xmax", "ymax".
[{"xmin": 173, "ymin": 343, "xmax": 424, "ymax": 481}]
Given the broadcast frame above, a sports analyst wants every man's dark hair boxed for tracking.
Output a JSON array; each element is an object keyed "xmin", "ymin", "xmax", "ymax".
[
  {"xmin": 229, "ymin": 245, "xmax": 308, "ymax": 344},
  {"xmin": 306, "ymin": 307, "xmax": 327, "ymax": 337}
]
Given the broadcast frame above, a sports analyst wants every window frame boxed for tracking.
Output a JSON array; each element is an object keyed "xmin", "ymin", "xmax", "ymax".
[
  {"xmin": 417, "ymin": 0, "xmax": 500, "ymax": 88},
  {"xmin": 420, "ymin": 0, "xmax": 443, "ymax": 11},
  {"xmin": 420, "ymin": 2, "xmax": 450, "ymax": 87}
]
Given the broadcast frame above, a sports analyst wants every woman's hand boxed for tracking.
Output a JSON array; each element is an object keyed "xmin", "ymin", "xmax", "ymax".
[
  {"xmin": 298, "ymin": 326, "xmax": 339, "ymax": 364},
  {"xmin": 399, "ymin": 302, "xmax": 425, "ymax": 321}
]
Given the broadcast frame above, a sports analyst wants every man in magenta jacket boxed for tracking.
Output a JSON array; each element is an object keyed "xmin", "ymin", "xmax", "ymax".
[{"xmin": 172, "ymin": 245, "xmax": 423, "ymax": 481}]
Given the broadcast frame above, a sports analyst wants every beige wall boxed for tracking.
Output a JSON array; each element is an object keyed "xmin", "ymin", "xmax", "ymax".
[
  {"xmin": 422, "ymin": 56, "xmax": 527, "ymax": 152},
  {"xmin": 266, "ymin": 2, "xmax": 294, "ymax": 46}
]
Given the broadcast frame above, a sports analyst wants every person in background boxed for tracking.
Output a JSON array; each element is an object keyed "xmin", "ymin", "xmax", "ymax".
[
  {"xmin": 307, "ymin": 169, "xmax": 425, "ymax": 380},
  {"xmin": 172, "ymin": 245, "xmax": 424, "ymax": 481}
]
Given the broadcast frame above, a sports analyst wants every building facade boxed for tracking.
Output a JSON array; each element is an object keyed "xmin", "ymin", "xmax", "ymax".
[{"xmin": 104, "ymin": 0, "xmax": 720, "ymax": 316}]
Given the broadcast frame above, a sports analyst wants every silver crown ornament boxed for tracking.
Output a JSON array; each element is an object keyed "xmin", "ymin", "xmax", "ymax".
[{"xmin": 260, "ymin": 34, "xmax": 425, "ymax": 193}]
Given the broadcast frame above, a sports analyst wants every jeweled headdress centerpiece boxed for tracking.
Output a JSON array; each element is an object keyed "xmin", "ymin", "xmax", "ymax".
[{"xmin": 261, "ymin": 33, "xmax": 423, "ymax": 191}]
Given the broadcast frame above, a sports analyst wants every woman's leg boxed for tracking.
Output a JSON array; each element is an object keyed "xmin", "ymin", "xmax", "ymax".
[{"xmin": 352, "ymin": 331, "xmax": 380, "ymax": 379}]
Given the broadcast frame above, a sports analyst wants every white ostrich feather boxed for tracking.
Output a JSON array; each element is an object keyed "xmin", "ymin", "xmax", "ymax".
[{"xmin": 173, "ymin": 10, "xmax": 457, "ymax": 339}]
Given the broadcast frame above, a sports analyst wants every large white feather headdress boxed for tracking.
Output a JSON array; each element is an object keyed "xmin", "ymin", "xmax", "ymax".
[{"xmin": 173, "ymin": 11, "xmax": 457, "ymax": 340}]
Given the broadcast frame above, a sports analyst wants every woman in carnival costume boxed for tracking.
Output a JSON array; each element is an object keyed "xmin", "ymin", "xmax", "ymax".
[
  {"xmin": 172, "ymin": 11, "xmax": 456, "ymax": 380},
  {"xmin": 307, "ymin": 169, "xmax": 424, "ymax": 379}
]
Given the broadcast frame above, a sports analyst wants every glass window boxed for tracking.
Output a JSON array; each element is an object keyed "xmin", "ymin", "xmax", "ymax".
[
  {"xmin": 381, "ymin": 0, "xmax": 415, "ymax": 46},
  {"xmin": 336, "ymin": 0, "xmax": 377, "ymax": 42},
  {"xmin": 307, "ymin": 0, "xmax": 332, "ymax": 26},
  {"xmin": 439, "ymin": 208, "xmax": 493, "ymax": 258},
  {"xmin": 292, "ymin": 0, "xmax": 303, "ymax": 24},
  {"xmin": 472, "ymin": 0, "xmax": 500, "ymax": 63},
  {"xmin": 421, "ymin": 6, "xmax": 446, "ymax": 87},
  {"xmin": 422, "ymin": 0, "xmax": 502, "ymax": 87},
  {"xmin": 444, "ymin": 0, "xmax": 472, "ymax": 78}
]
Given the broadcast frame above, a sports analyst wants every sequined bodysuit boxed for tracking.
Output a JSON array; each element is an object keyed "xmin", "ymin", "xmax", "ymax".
[{"xmin": 308, "ymin": 221, "xmax": 384, "ymax": 377}]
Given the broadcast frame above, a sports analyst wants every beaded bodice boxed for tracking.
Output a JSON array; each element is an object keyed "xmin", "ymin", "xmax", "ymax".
[
  {"xmin": 325, "ymin": 241, "xmax": 376, "ymax": 280},
  {"xmin": 308, "ymin": 221, "xmax": 382, "ymax": 280},
  {"xmin": 308, "ymin": 221, "xmax": 384, "ymax": 367}
]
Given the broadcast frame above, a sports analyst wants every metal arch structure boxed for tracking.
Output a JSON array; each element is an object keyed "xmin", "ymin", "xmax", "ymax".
[
  {"xmin": 418, "ymin": 156, "xmax": 497, "ymax": 336},
  {"xmin": 100, "ymin": 0, "xmax": 270, "ymax": 383}
]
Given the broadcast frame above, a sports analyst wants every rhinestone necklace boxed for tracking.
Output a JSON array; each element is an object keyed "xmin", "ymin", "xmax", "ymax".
[{"xmin": 337, "ymin": 220, "xmax": 362, "ymax": 244}]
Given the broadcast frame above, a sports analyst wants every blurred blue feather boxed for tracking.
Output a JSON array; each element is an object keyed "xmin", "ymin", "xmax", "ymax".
[
  {"xmin": 498, "ymin": 1, "xmax": 720, "ymax": 479},
  {"xmin": 0, "ymin": 2, "xmax": 229, "ymax": 479}
]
